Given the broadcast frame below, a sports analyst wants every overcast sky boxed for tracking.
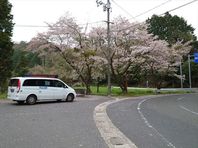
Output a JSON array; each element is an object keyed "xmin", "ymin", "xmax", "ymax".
[{"xmin": 9, "ymin": 0, "xmax": 198, "ymax": 42}]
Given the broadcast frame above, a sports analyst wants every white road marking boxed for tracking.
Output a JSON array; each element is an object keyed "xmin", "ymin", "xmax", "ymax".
[
  {"xmin": 94, "ymin": 95, "xmax": 179, "ymax": 148},
  {"xmin": 137, "ymin": 99, "xmax": 176, "ymax": 148},
  {"xmin": 179, "ymin": 105, "xmax": 198, "ymax": 116},
  {"xmin": 176, "ymin": 96, "xmax": 198, "ymax": 116},
  {"xmin": 176, "ymin": 97, "xmax": 183, "ymax": 101}
]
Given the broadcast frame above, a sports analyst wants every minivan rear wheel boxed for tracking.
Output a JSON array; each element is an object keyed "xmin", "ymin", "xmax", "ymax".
[
  {"xmin": 66, "ymin": 94, "xmax": 74, "ymax": 102},
  {"xmin": 26, "ymin": 95, "xmax": 37, "ymax": 105}
]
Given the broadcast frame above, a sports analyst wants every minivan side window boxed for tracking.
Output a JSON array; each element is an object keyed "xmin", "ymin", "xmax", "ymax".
[
  {"xmin": 23, "ymin": 79, "xmax": 37, "ymax": 86},
  {"xmin": 43, "ymin": 80, "xmax": 53, "ymax": 87},
  {"xmin": 23, "ymin": 79, "xmax": 54, "ymax": 87},
  {"xmin": 54, "ymin": 80, "xmax": 66, "ymax": 88}
]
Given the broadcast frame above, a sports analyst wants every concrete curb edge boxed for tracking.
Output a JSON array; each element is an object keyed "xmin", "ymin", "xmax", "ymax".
[{"xmin": 94, "ymin": 99, "xmax": 137, "ymax": 148}]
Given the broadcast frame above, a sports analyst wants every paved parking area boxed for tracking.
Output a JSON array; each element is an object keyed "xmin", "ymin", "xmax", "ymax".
[{"xmin": 0, "ymin": 96, "xmax": 109, "ymax": 148}]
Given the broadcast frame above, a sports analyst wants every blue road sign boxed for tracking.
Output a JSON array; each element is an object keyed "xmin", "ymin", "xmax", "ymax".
[{"xmin": 194, "ymin": 53, "xmax": 198, "ymax": 63}]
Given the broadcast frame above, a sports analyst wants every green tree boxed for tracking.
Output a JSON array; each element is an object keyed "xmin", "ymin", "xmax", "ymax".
[
  {"xmin": 146, "ymin": 12, "xmax": 196, "ymax": 46},
  {"xmin": 183, "ymin": 60, "xmax": 198, "ymax": 87},
  {"xmin": 12, "ymin": 49, "xmax": 27, "ymax": 76},
  {"xmin": 147, "ymin": 13, "xmax": 197, "ymax": 88},
  {"xmin": 12, "ymin": 42, "xmax": 42, "ymax": 76},
  {"xmin": 0, "ymin": 0, "xmax": 14, "ymax": 92}
]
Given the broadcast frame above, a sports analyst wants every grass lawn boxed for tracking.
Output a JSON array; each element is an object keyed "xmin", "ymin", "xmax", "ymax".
[
  {"xmin": 76, "ymin": 86, "xmax": 191, "ymax": 97},
  {"xmin": 89, "ymin": 86, "xmax": 155, "ymax": 96}
]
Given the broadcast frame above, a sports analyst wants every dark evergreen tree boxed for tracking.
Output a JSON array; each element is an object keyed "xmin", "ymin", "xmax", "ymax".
[
  {"xmin": 146, "ymin": 12, "xmax": 196, "ymax": 46},
  {"xmin": 0, "ymin": 0, "xmax": 14, "ymax": 92}
]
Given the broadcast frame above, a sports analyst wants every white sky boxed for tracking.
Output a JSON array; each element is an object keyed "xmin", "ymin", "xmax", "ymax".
[{"xmin": 9, "ymin": 0, "xmax": 198, "ymax": 42}]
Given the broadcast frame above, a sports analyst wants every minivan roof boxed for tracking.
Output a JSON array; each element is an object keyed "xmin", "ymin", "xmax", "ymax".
[{"xmin": 10, "ymin": 77, "xmax": 59, "ymax": 80}]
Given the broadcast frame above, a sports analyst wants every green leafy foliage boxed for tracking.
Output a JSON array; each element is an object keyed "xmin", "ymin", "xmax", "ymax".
[
  {"xmin": 12, "ymin": 42, "xmax": 42, "ymax": 77},
  {"xmin": 146, "ymin": 13, "xmax": 198, "ymax": 88},
  {"xmin": 183, "ymin": 60, "xmax": 198, "ymax": 87},
  {"xmin": 0, "ymin": 0, "xmax": 14, "ymax": 92},
  {"xmin": 146, "ymin": 12, "xmax": 196, "ymax": 46}
]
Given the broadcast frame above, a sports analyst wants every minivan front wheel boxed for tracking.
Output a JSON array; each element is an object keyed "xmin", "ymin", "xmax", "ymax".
[
  {"xmin": 26, "ymin": 95, "xmax": 37, "ymax": 105},
  {"xmin": 66, "ymin": 94, "xmax": 74, "ymax": 102}
]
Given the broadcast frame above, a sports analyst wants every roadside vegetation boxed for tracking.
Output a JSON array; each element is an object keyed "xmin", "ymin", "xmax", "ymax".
[
  {"xmin": 1, "ymin": 1, "xmax": 198, "ymax": 95},
  {"xmin": 90, "ymin": 86, "xmax": 155, "ymax": 96},
  {"xmin": 0, "ymin": 86, "xmax": 192, "ymax": 100},
  {"xmin": 0, "ymin": 93, "xmax": 7, "ymax": 99},
  {"xmin": 74, "ymin": 86, "xmax": 192, "ymax": 97},
  {"xmin": 9, "ymin": 13, "xmax": 197, "ymax": 95}
]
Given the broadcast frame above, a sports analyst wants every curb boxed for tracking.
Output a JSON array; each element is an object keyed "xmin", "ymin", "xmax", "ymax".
[{"xmin": 94, "ymin": 99, "xmax": 137, "ymax": 148}]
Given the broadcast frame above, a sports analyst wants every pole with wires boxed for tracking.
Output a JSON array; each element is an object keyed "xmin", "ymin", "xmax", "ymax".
[{"xmin": 96, "ymin": 0, "xmax": 111, "ymax": 96}]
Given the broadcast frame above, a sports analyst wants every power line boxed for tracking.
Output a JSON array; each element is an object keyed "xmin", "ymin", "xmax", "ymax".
[
  {"xmin": 109, "ymin": 0, "xmax": 172, "ymax": 34},
  {"xmin": 111, "ymin": 0, "xmax": 172, "ymax": 21},
  {"xmin": 15, "ymin": 0, "xmax": 198, "ymax": 33},
  {"xmin": 15, "ymin": 21, "xmax": 105, "ymax": 28},
  {"xmin": 134, "ymin": 0, "xmax": 172, "ymax": 18},
  {"xmin": 160, "ymin": 0, "xmax": 198, "ymax": 15},
  {"xmin": 15, "ymin": 25, "xmax": 48, "ymax": 28},
  {"xmin": 115, "ymin": 0, "xmax": 198, "ymax": 32},
  {"xmin": 111, "ymin": 0, "xmax": 136, "ymax": 21}
]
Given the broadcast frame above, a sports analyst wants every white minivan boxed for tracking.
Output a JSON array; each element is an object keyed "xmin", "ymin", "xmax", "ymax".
[{"xmin": 7, "ymin": 77, "xmax": 76, "ymax": 105}]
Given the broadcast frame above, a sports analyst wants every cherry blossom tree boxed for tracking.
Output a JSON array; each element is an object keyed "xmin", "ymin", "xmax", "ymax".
[
  {"xmin": 140, "ymin": 40, "xmax": 191, "ymax": 88},
  {"xmin": 28, "ymin": 13, "xmax": 192, "ymax": 94},
  {"xmin": 94, "ymin": 17, "xmax": 191, "ymax": 92},
  {"xmin": 28, "ymin": 13, "xmax": 102, "ymax": 94}
]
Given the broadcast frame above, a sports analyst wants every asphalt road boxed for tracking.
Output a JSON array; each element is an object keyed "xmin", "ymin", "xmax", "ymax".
[
  {"xmin": 107, "ymin": 94, "xmax": 198, "ymax": 148},
  {"xmin": 0, "ymin": 96, "xmax": 109, "ymax": 148}
]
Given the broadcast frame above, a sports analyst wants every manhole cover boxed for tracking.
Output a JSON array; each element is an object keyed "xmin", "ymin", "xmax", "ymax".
[{"xmin": 110, "ymin": 137, "xmax": 124, "ymax": 145}]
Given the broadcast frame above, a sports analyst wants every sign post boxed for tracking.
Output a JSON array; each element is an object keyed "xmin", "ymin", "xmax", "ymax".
[
  {"xmin": 188, "ymin": 55, "xmax": 192, "ymax": 88},
  {"xmin": 188, "ymin": 52, "xmax": 198, "ymax": 88}
]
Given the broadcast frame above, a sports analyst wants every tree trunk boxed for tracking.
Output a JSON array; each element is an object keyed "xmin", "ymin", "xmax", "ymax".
[
  {"xmin": 120, "ymin": 84, "xmax": 128, "ymax": 94},
  {"xmin": 85, "ymin": 84, "xmax": 91, "ymax": 95},
  {"xmin": 120, "ymin": 75, "xmax": 128, "ymax": 94}
]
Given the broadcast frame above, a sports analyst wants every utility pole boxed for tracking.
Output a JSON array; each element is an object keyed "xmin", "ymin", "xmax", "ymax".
[
  {"xmin": 96, "ymin": 0, "xmax": 111, "ymax": 95},
  {"xmin": 180, "ymin": 59, "xmax": 183, "ymax": 88},
  {"xmin": 188, "ymin": 54, "xmax": 192, "ymax": 88}
]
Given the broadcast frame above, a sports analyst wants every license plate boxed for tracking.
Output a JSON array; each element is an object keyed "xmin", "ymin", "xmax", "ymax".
[{"xmin": 10, "ymin": 88, "xmax": 14, "ymax": 93}]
